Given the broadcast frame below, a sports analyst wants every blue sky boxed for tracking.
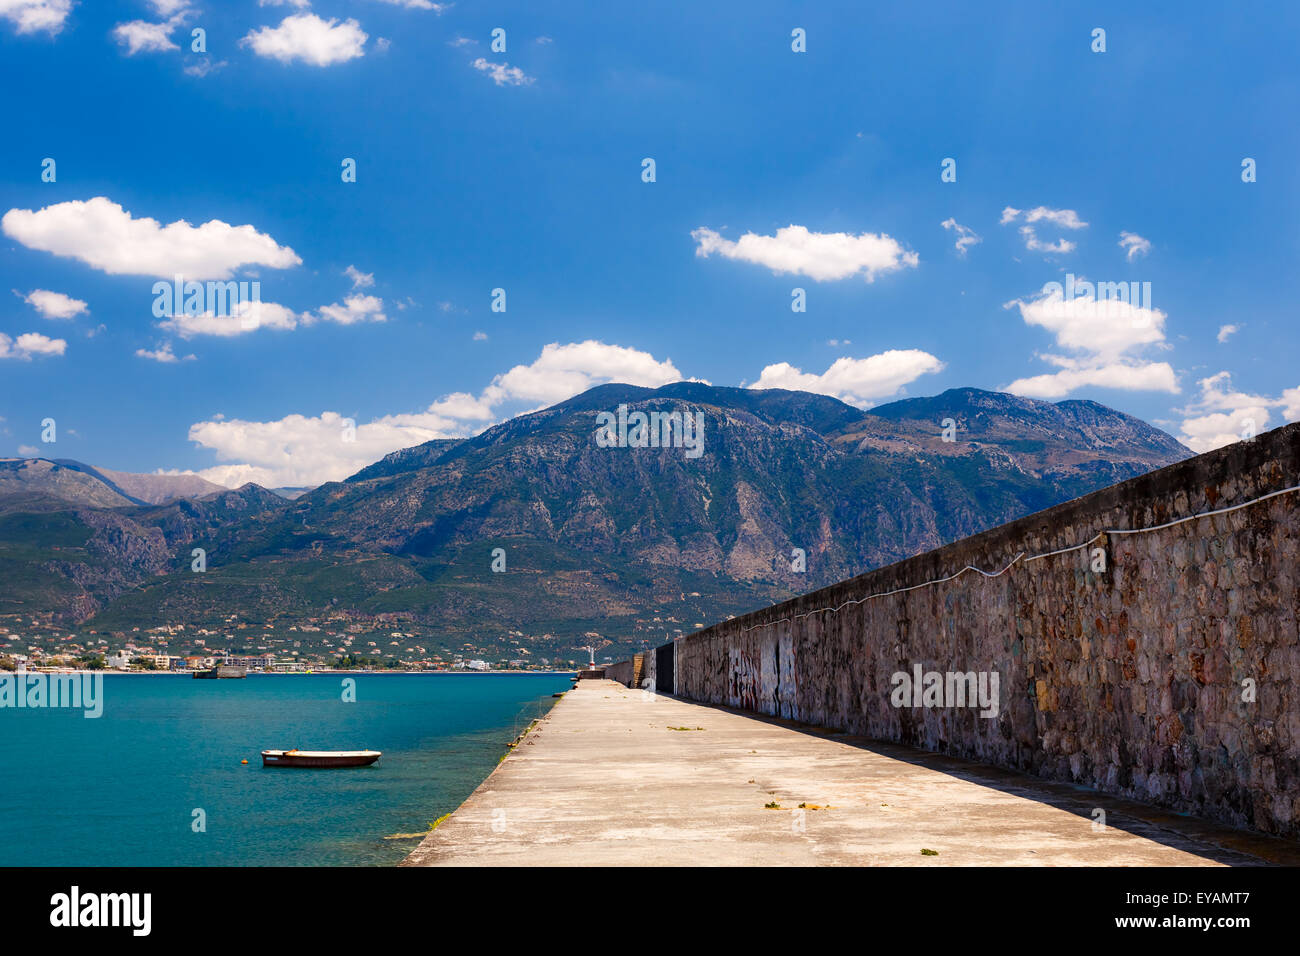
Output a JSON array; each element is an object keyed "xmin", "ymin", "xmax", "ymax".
[{"xmin": 2, "ymin": 0, "xmax": 1297, "ymax": 487}]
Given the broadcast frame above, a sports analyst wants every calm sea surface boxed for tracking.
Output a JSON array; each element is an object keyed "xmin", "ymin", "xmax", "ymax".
[{"xmin": 0, "ymin": 672, "xmax": 571, "ymax": 866}]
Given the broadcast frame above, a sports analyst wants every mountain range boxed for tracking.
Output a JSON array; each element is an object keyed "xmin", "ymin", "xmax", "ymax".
[{"xmin": 0, "ymin": 385, "xmax": 1191, "ymax": 660}]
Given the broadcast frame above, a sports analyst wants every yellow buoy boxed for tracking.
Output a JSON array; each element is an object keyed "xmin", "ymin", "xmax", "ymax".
[{"xmin": 241, "ymin": 759, "xmax": 248, "ymax": 764}]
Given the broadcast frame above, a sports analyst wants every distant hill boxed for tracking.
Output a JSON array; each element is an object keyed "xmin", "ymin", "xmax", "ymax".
[
  {"xmin": 0, "ymin": 459, "xmax": 138, "ymax": 509},
  {"xmin": 0, "ymin": 385, "xmax": 1192, "ymax": 657},
  {"xmin": 94, "ymin": 466, "xmax": 229, "ymax": 504},
  {"xmin": 0, "ymin": 458, "xmax": 228, "ymax": 507},
  {"xmin": 267, "ymin": 487, "xmax": 314, "ymax": 501},
  {"xmin": 0, "ymin": 482, "xmax": 291, "ymax": 624}
]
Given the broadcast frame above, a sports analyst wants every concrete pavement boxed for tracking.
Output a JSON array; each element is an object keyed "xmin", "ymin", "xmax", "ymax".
[{"xmin": 402, "ymin": 680, "xmax": 1299, "ymax": 867}]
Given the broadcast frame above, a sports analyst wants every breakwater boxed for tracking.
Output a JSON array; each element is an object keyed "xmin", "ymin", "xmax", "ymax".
[{"xmin": 615, "ymin": 423, "xmax": 1300, "ymax": 838}]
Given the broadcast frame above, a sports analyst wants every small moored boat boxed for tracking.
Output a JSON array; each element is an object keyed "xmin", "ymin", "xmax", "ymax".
[{"xmin": 261, "ymin": 749, "xmax": 382, "ymax": 768}]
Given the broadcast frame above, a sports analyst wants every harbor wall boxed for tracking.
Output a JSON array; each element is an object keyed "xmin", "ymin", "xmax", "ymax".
[
  {"xmin": 603, "ymin": 659, "xmax": 633, "ymax": 686},
  {"xmin": 617, "ymin": 424, "xmax": 1300, "ymax": 838}
]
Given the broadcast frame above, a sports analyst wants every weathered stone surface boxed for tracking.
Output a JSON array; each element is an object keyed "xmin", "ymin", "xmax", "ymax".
[
  {"xmin": 658, "ymin": 423, "xmax": 1300, "ymax": 838},
  {"xmin": 603, "ymin": 659, "xmax": 633, "ymax": 685}
]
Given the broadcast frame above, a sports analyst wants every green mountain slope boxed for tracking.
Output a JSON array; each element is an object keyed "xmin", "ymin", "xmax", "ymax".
[{"xmin": 0, "ymin": 385, "xmax": 1191, "ymax": 660}]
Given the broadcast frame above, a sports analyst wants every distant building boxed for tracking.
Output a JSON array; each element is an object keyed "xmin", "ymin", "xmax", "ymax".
[{"xmin": 221, "ymin": 654, "xmax": 274, "ymax": 671}]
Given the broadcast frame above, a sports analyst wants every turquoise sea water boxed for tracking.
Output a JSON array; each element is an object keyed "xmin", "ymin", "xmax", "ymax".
[{"xmin": 0, "ymin": 672, "xmax": 571, "ymax": 866}]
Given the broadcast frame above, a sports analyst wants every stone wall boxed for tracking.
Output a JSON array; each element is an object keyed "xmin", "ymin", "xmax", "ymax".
[
  {"xmin": 607, "ymin": 652, "xmax": 659, "ymax": 691},
  {"xmin": 642, "ymin": 646, "xmax": 658, "ymax": 693},
  {"xmin": 603, "ymin": 660, "xmax": 632, "ymax": 685},
  {"xmin": 660, "ymin": 423, "xmax": 1300, "ymax": 838}
]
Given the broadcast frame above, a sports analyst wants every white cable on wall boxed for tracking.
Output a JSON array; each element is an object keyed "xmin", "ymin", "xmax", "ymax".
[{"xmin": 720, "ymin": 481, "xmax": 1300, "ymax": 639}]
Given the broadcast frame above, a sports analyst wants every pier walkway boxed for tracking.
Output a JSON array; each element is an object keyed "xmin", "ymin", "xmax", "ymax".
[{"xmin": 402, "ymin": 680, "xmax": 1297, "ymax": 867}]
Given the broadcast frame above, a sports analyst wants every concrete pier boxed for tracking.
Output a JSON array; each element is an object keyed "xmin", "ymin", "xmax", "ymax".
[{"xmin": 402, "ymin": 680, "xmax": 1299, "ymax": 867}]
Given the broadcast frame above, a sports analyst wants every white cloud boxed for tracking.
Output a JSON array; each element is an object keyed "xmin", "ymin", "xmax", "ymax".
[
  {"xmin": 940, "ymin": 218, "xmax": 981, "ymax": 256},
  {"xmin": 426, "ymin": 392, "xmax": 496, "ymax": 421},
  {"xmin": 1020, "ymin": 227, "xmax": 1075, "ymax": 255},
  {"xmin": 1118, "ymin": 231, "xmax": 1151, "ymax": 261},
  {"xmin": 448, "ymin": 35, "xmax": 474, "ymax": 47},
  {"xmin": 136, "ymin": 342, "xmax": 195, "ymax": 363},
  {"xmin": 0, "ymin": 331, "xmax": 66, "ymax": 360},
  {"xmin": 1176, "ymin": 372, "xmax": 1300, "ymax": 452},
  {"xmin": 187, "ymin": 412, "xmax": 439, "ymax": 488},
  {"xmin": 187, "ymin": 340, "xmax": 695, "ymax": 487},
  {"xmin": 0, "ymin": 0, "xmax": 72, "ymax": 35},
  {"xmin": 184, "ymin": 58, "xmax": 227, "ymax": 77},
  {"xmin": 487, "ymin": 340, "xmax": 690, "ymax": 406},
  {"xmin": 188, "ymin": 403, "xmax": 500, "ymax": 488},
  {"xmin": 1004, "ymin": 359, "xmax": 1178, "ymax": 400},
  {"xmin": 158, "ymin": 286, "xmax": 390, "ymax": 338},
  {"xmin": 1287, "ymin": 388, "xmax": 1300, "ymax": 423},
  {"xmin": 344, "ymin": 265, "xmax": 374, "ymax": 289},
  {"xmin": 259, "ymin": 0, "xmax": 310, "ymax": 7},
  {"xmin": 160, "ymin": 300, "xmax": 302, "ymax": 338},
  {"xmin": 2, "ymin": 197, "xmax": 301, "ymax": 279},
  {"xmin": 1022, "ymin": 207, "xmax": 1088, "ymax": 230},
  {"xmin": 691, "ymin": 224, "xmax": 918, "ymax": 282},
  {"xmin": 370, "ymin": 0, "xmax": 449, "ymax": 9},
  {"xmin": 20, "ymin": 288, "xmax": 87, "ymax": 319},
  {"xmin": 471, "ymin": 57, "xmax": 533, "ymax": 86},
  {"xmin": 1001, "ymin": 205, "xmax": 1087, "ymax": 256},
  {"xmin": 242, "ymin": 13, "xmax": 368, "ymax": 66},
  {"xmin": 112, "ymin": 19, "xmax": 182, "ymax": 54},
  {"xmin": 1217, "ymin": 323, "xmax": 1240, "ymax": 343},
  {"xmin": 309, "ymin": 293, "xmax": 386, "ymax": 326},
  {"xmin": 1003, "ymin": 282, "xmax": 1177, "ymax": 398},
  {"xmin": 1005, "ymin": 283, "xmax": 1166, "ymax": 361},
  {"xmin": 750, "ymin": 350, "xmax": 944, "ymax": 407},
  {"xmin": 473, "ymin": 330, "xmax": 488, "ymax": 341},
  {"xmin": 113, "ymin": 6, "xmax": 193, "ymax": 55}
]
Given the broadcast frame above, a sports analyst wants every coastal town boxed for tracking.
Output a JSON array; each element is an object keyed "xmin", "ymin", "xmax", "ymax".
[{"xmin": 0, "ymin": 608, "xmax": 599, "ymax": 673}]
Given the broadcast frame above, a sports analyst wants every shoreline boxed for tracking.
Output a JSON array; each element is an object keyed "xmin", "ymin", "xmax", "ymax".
[{"xmin": 401, "ymin": 683, "xmax": 568, "ymax": 866}]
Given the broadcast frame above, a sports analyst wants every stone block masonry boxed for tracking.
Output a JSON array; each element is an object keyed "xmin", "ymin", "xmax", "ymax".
[{"xmin": 631, "ymin": 423, "xmax": 1300, "ymax": 839}]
